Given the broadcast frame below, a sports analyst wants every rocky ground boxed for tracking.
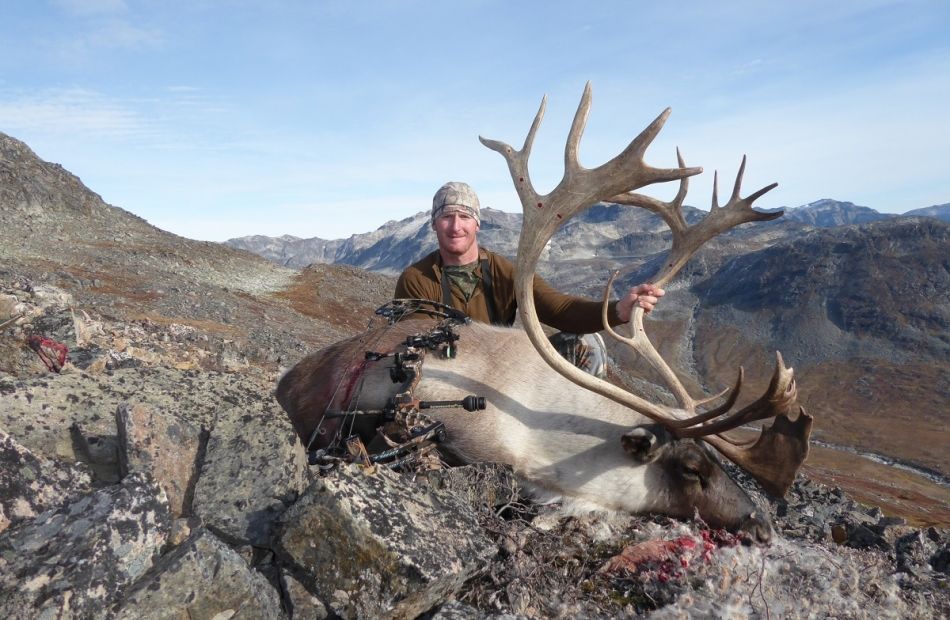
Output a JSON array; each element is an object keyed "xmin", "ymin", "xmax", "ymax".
[{"xmin": 0, "ymin": 279, "xmax": 947, "ymax": 619}]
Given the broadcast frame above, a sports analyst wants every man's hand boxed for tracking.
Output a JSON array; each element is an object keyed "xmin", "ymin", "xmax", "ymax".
[{"xmin": 616, "ymin": 283, "xmax": 666, "ymax": 322}]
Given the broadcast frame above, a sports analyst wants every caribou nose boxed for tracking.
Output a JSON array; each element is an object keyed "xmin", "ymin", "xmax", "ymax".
[{"xmin": 739, "ymin": 511, "xmax": 773, "ymax": 544}]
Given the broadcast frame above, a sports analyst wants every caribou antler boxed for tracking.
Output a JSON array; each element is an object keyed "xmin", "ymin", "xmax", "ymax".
[{"xmin": 481, "ymin": 83, "xmax": 812, "ymax": 496}]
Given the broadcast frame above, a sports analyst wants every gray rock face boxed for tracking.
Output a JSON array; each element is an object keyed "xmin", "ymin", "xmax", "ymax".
[
  {"xmin": 277, "ymin": 464, "xmax": 497, "ymax": 620},
  {"xmin": 0, "ymin": 472, "xmax": 170, "ymax": 619},
  {"xmin": 192, "ymin": 405, "xmax": 309, "ymax": 546},
  {"xmin": 115, "ymin": 403, "xmax": 204, "ymax": 518},
  {"xmin": 0, "ymin": 427, "xmax": 92, "ymax": 533},
  {"xmin": 114, "ymin": 527, "xmax": 284, "ymax": 620},
  {"xmin": 0, "ymin": 366, "xmax": 278, "ymax": 481},
  {"xmin": 280, "ymin": 569, "xmax": 330, "ymax": 619}
]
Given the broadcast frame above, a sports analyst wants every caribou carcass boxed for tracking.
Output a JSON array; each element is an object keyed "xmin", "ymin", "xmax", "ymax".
[{"xmin": 277, "ymin": 84, "xmax": 812, "ymax": 543}]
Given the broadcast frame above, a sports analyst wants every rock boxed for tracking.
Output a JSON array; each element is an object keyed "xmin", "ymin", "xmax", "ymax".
[
  {"xmin": 0, "ymin": 427, "xmax": 93, "ymax": 533},
  {"xmin": 70, "ymin": 422, "xmax": 122, "ymax": 484},
  {"xmin": 896, "ymin": 527, "xmax": 950, "ymax": 578},
  {"xmin": 30, "ymin": 306, "xmax": 78, "ymax": 351},
  {"xmin": 831, "ymin": 523, "xmax": 847, "ymax": 544},
  {"xmin": 0, "ymin": 294, "xmax": 19, "ymax": 319},
  {"xmin": 0, "ymin": 472, "xmax": 171, "ymax": 619},
  {"xmin": 281, "ymin": 569, "xmax": 330, "ymax": 619},
  {"xmin": 277, "ymin": 464, "xmax": 496, "ymax": 620},
  {"xmin": 29, "ymin": 284, "xmax": 73, "ymax": 309},
  {"xmin": 168, "ymin": 515, "xmax": 202, "ymax": 547},
  {"xmin": 0, "ymin": 366, "xmax": 276, "ymax": 479},
  {"xmin": 114, "ymin": 527, "xmax": 284, "ymax": 619},
  {"xmin": 192, "ymin": 404, "xmax": 309, "ymax": 546},
  {"xmin": 115, "ymin": 403, "xmax": 204, "ymax": 517}
]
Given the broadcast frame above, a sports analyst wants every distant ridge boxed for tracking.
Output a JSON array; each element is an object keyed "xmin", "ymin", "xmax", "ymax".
[{"xmin": 226, "ymin": 198, "xmax": 949, "ymax": 276}]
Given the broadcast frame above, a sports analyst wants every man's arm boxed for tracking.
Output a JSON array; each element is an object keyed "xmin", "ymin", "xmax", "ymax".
[
  {"xmin": 531, "ymin": 275, "xmax": 620, "ymax": 333},
  {"xmin": 533, "ymin": 274, "xmax": 664, "ymax": 333}
]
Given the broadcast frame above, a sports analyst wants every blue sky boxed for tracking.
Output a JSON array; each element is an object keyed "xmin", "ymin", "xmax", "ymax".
[{"xmin": 2, "ymin": 1, "xmax": 948, "ymax": 241}]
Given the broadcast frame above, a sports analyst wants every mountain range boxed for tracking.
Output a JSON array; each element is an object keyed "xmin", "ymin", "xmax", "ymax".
[{"xmin": 226, "ymin": 199, "xmax": 950, "ymax": 278}]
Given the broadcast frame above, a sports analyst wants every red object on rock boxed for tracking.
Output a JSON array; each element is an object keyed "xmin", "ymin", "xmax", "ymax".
[
  {"xmin": 599, "ymin": 528, "xmax": 743, "ymax": 579},
  {"xmin": 27, "ymin": 335, "xmax": 69, "ymax": 372}
]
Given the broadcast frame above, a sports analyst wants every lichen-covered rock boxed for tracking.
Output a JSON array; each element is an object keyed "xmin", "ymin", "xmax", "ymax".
[
  {"xmin": 0, "ymin": 427, "xmax": 92, "ymax": 533},
  {"xmin": 192, "ymin": 404, "xmax": 308, "ymax": 546},
  {"xmin": 0, "ymin": 366, "xmax": 276, "ymax": 477},
  {"xmin": 114, "ymin": 527, "xmax": 284, "ymax": 619},
  {"xmin": 277, "ymin": 464, "xmax": 496, "ymax": 620},
  {"xmin": 0, "ymin": 472, "xmax": 170, "ymax": 619},
  {"xmin": 116, "ymin": 403, "xmax": 204, "ymax": 517},
  {"xmin": 896, "ymin": 527, "xmax": 950, "ymax": 578},
  {"xmin": 280, "ymin": 569, "xmax": 330, "ymax": 619}
]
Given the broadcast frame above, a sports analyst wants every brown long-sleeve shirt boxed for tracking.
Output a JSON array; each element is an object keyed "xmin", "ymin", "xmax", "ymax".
[{"xmin": 394, "ymin": 249, "xmax": 621, "ymax": 334}]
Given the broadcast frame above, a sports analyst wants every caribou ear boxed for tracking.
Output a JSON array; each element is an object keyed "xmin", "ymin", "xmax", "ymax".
[{"xmin": 621, "ymin": 424, "xmax": 672, "ymax": 463}]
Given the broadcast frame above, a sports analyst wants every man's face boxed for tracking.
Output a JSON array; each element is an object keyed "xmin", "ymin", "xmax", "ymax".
[{"xmin": 433, "ymin": 209, "xmax": 480, "ymax": 259}]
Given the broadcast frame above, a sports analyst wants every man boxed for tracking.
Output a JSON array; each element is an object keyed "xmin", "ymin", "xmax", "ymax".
[
  {"xmin": 394, "ymin": 182, "xmax": 665, "ymax": 377},
  {"xmin": 395, "ymin": 182, "xmax": 664, "ymax": 374}
]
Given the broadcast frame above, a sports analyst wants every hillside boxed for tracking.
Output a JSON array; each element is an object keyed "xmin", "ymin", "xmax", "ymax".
[{"xmin": 0, "ymin": 132, "xmax": 393, "ymax": 363}]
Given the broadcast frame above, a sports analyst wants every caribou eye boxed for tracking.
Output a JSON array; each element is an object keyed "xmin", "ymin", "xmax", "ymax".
[
  {"xmin": 678, "ymin": 452, "xmax": 708, "ymax": 487},
  {"xmin": 680, "ymin": 464, "xmax": 704, "ymax": 484}
]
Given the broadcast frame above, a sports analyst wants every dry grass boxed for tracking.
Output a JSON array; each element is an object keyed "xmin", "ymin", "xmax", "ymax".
[
  {"xmin": 804, "ymin": 445, "xmax": 950, "ymax": 527},
  {"xmin": 274, "ymin": 264, "xmax": 393, "ymax": 332}
]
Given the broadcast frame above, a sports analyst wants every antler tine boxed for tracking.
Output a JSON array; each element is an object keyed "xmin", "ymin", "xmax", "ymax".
[
  {"xmin": 675, "ymin": 352, "xmax": 797, "ymax": 437},
  {"xmin": 601, "ymin": 270, "xmax": 699, "ymax": 412},
  {"xmin": 564, "ymin": 82, "xmax": 592, "ymax": 177},
  {"xmin": 610, "ymin": 148, "xmax": 690, "ymax": 235},
  {"xmin": 704, "ymin": 407, "xmax": 814, "ymax": 497},
  {"xmin": 601, "ymin": 270, "xmax": 748, "ymax": 430},
  {"xmin": 615, "ymin": 155, "xmax": 781, "ymax": 289},
  {"xmin": 479, "ymin": 95, "xmax": 546, "ymax": 214}
]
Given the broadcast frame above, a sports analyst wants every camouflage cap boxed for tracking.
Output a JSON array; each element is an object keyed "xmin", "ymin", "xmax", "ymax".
[{"xmin": 431, "ymin": 181, "xmax": 480, "ymax": 225}]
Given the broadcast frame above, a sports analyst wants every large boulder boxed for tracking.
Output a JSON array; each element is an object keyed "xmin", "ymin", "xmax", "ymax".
[
  {"xmin": 0, "ymin": 472, "xmax": 170, "ymax": 619},
  {"xmin": 0, "ymin": 427, "xmax": 92, "ymax": 533},
  {"xmin": 277, "ymin": 464, "xmax": 497, "ymax": 620},
  {"xmin": 114, "ymin": 527, "xmax": 284, "ymax": 619},
  {"xmin": 115, "ymin": 403, "xmax": 204, "ymax": 518},
  {"xmin": 192, "ymin": 404, "xmax": 309, "ymax": 546}
]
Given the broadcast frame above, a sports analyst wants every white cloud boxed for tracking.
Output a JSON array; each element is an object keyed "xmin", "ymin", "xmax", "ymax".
[{"xmin": 0, "ymin": 88, "xmax": 145, "ymax": 138}]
